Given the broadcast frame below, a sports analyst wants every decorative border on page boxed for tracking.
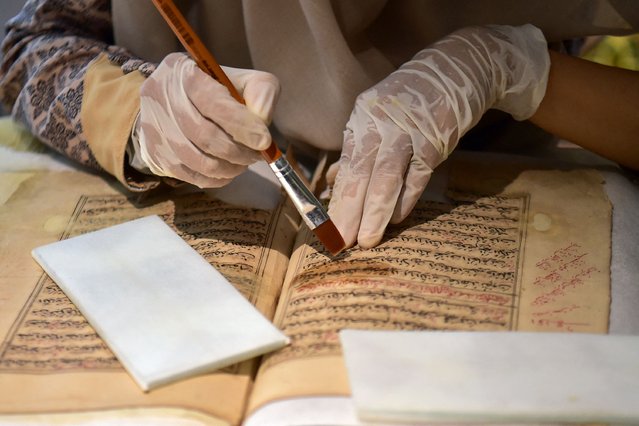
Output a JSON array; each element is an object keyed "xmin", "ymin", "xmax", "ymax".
[{"xmin": 264, "ymin": 193, "xmax": 529, "ymax": 368}]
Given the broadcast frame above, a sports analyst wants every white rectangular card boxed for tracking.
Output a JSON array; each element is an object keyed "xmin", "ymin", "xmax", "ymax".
[
  {"xmin": 32, "ymin": 215, "xmax": 288, "ymax": 391},
  {"xmin": 340, "ymin": 330, "xmax": 639, "ymax": 424}
]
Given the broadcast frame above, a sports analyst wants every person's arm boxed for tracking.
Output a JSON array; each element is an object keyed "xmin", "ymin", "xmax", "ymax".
[
  {"xmin": 1, "ymin": 0, "xmax": 280, "ymax": 191},
  {"xmin": 530, "ymin": 50, "xmax": 639, "ymax": 170},
  {"xmin": 0, "ymin": 0, "xmax": 158, "ymax": 190}
]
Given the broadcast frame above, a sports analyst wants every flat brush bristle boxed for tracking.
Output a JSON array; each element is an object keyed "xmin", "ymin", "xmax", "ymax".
[{"xmin": 313, "ymin": 219, "xmax": 346, "ymax": 256}]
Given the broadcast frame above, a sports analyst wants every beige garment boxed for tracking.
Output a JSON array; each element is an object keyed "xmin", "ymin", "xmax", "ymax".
[
  {"xmin": 82, "ymin": 54, "xmax": 156, "ymax": 191},
  {"xmin": 112, "ymin": 0, "xmax": 639, "ymax": 153}
]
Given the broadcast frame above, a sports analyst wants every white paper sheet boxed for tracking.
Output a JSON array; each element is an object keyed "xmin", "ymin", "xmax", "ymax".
[
  {"xmin": 341, "ymin": 329, "xmax": 639, "ymax": 424},
  {"xmin": 31, "ymin": 215, "xmax": 289, "ymax": 391}
]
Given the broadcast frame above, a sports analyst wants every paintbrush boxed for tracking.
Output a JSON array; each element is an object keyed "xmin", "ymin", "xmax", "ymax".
[{"xmin": 150, "ymin": 0, "xmax": 345, "ymax": 255}]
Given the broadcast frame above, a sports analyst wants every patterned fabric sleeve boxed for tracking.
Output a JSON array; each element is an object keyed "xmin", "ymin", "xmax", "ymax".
[{"xmin": 0, "ymin": 0, "xmax": 156, "ymax": 174}]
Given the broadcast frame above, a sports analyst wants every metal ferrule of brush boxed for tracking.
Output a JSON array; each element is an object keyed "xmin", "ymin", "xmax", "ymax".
[{"xmin": 269, "ymin": 156, "xmax": 329, "ymax": 230}]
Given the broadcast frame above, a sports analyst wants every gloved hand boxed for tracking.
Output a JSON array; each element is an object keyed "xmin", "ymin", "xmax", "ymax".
[
  {"xmin": 131, "ymin": 52, "xmax": 279, "ymax": 188},
  {"xmin": 328, "ymin": 24, "xmax": 550, "ymax": 248}
]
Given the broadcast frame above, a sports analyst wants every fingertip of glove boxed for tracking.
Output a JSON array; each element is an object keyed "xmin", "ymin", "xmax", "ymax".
[
  {"xmin": 328, "ymin": 209, "xmax": 357, "ymax": 250},
  {"xmin": 243, "ymin": 74, "xmax": 280, "ymax": 123},
  {"xmin": 357, "ymin": 231, "xmax": 384, "ymax": 250},
  {"xmin": 249, "ymin": 132, "xmax": 272, "ymax": 152}
]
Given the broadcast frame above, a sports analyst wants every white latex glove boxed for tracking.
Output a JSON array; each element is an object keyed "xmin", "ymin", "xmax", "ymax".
[
  {"xmin": 329, "ymin": 24, "xmax": 550, "ymax": 248},
  {"xmin": 132, "ymin": 52, "xmax": 279, "ymax": 188}
]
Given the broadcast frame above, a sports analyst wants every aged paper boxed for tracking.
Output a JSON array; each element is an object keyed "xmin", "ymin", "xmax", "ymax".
[
  {"xmin": 0, "ymin": 170, "xmax": 296, "ymax": 425},
  {"xmin": 0, "ymin": 163, "xmax": 612, "ymax": 423},
  {"xmin": 247, "ymin": 164, "xmax": 611, "ymax": 413},
  {"xmin": 447, "ymin": 163, "xmax": 611, "ymax": 334}
]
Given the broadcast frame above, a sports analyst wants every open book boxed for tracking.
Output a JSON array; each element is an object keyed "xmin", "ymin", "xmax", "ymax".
[{"xmin": 0, "ymin": 154, "xmax": 611, "ymax": 425}]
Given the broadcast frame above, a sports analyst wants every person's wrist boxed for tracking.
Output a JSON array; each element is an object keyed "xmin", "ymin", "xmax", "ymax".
[
  {"xmin": 126, "ymin": 112, "xmax": 152, "ymax": 174},
  {"xmin": 487, "ymin": 24, "xmax": 551, "ymax": 121}
]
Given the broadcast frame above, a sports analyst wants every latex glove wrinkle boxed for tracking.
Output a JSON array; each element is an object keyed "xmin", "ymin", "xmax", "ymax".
[
  {"xmin": 329, "ymin": 25, "xmax": 549, "ymax": 248},
  {"xmin": 134, "ymin": 52, "xmax": 279, "ymax": 188}
]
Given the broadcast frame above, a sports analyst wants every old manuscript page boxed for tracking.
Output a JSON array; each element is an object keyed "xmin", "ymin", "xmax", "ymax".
[
  {"xmin": 247, "ymin": 164, "xmax": 611, "ymax": 413},
  {"xmin": 0, "ymin": 170, "xmax": 297, "ymax": 426}
]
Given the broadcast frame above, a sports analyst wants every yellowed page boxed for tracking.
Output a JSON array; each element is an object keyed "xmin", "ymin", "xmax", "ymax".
[
  {"xmin": 447, "ymin": 164, "xmax": 611, "ymax": 334},
  {"xmin": 247, "ymin": 165, "xmax": 611, "ymax": 413},
  {"xmin": 0, "ymin": 170, "xmax": 297, "ymax": 426}
]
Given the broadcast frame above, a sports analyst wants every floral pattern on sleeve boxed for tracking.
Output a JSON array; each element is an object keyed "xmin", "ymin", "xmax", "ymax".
[{"xmin": 0, "ymin": 0, "xmax": 156, "ymax": 171}]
